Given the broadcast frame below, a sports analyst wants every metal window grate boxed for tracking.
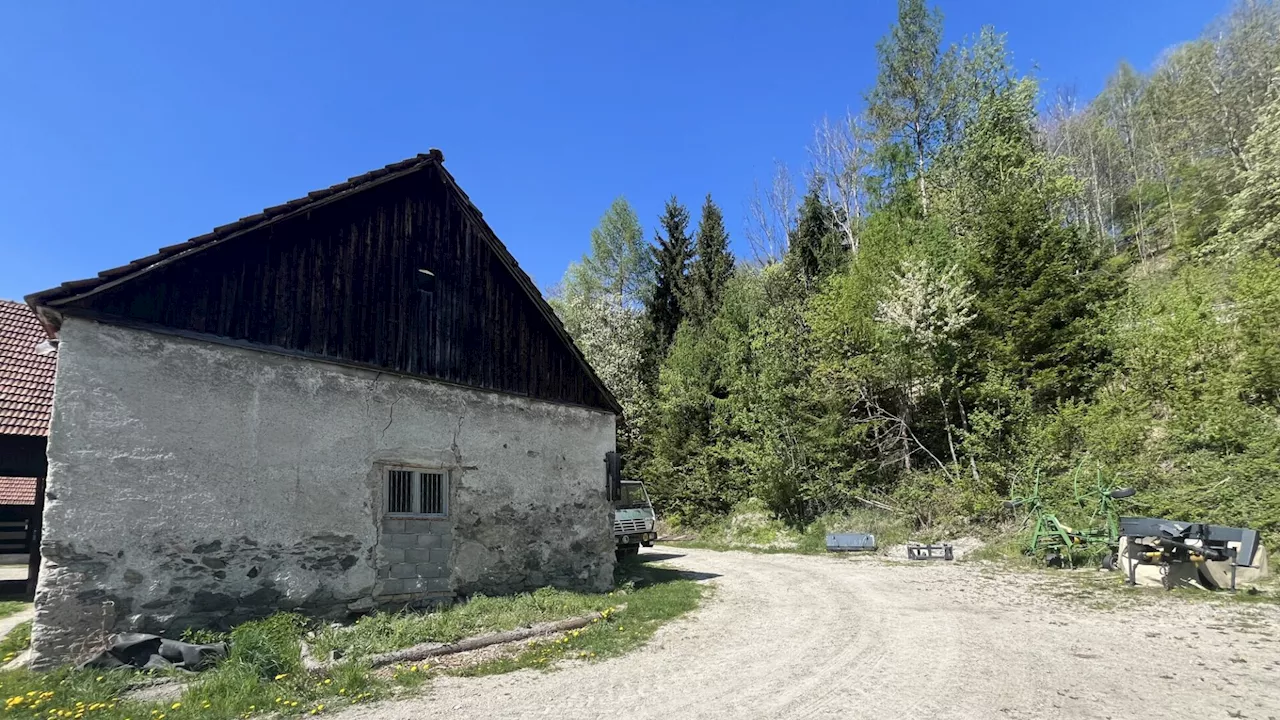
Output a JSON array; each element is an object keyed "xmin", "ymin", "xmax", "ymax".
[
  {"xmin": 386, "ymin": 467, "xmax": 448, "ymax": 517},
  {"xmin": 387, "ymin": 470, "xmax": 414, "ymax": 513},
  {"xmin": 420, "ymin": 472, "xmax": 445, "ymax": 515}
]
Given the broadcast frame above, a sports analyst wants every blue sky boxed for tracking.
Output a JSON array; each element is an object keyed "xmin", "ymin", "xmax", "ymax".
[{"xmin": 0, "ymin": 1, "xmax": 1226, "ymax": 301}]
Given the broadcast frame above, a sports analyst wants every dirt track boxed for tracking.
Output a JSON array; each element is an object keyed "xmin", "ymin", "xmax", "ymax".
[{"xmin": 332, "ymin": 546, "xmax": 1280, "ymax": 720}]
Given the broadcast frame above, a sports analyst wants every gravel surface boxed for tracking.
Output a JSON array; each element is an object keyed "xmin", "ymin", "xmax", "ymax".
[{"xmin": 331, "ymin": 546, "xmax": 1280, "ymax": 720}]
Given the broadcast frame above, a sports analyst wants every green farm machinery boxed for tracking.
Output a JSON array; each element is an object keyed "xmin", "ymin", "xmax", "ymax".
[{"xmin": 1003, "ymin": 467, "xmax": 1135, "ymax": 569}]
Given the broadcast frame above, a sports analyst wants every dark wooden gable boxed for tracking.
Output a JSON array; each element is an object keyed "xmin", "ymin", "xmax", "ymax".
[{"xmin": 43, "ymin": 162, "xmax": 619, "ymax": 413}]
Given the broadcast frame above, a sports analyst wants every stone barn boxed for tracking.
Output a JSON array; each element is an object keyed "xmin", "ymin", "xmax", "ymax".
[{"xmin": 24, "ymin": 150, "xmax": 621, "ymax": 667}]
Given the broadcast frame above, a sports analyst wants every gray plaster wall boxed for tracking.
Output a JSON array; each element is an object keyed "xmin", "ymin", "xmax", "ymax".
[{"xmin": 32, "ymin": 317, "xmax": 616, "ymax": 668}]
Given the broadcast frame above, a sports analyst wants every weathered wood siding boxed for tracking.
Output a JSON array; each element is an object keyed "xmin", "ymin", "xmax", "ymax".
[{"xmin": 64, "ymin": 166, "xmax": 614, "ymax": 412}]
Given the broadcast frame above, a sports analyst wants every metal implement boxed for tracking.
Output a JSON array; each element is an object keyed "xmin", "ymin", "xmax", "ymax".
[
  {"xmin": 906, "ymin": 543, "xmax": 953, "ymax": 561},
  {"xmin": 1003, "ymin": 467, "xmax": 1135, "ymax": 568},
  {"xmin": 826, "ymin": 533, "xmax": 877, "ymax": 552},
  {"xmin": 1118, "ymin": 516, "xmax": 1261, "ymax": 591}
]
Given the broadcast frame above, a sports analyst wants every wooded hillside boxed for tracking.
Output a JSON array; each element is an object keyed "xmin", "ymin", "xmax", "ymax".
[{"xmin": 554, "ymin": 0, "xmax": 1280, "ymax": 539}]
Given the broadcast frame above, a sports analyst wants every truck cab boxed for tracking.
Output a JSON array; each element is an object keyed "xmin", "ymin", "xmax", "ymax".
[{"xmin": 614, "ymin": 480, "xmax": 656, "ymax": 560}]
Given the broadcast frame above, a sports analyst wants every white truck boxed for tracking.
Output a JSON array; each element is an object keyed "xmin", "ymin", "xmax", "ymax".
[{"xmin": 613, "ymin": 480, "xmax": 657, "ymax": 560}]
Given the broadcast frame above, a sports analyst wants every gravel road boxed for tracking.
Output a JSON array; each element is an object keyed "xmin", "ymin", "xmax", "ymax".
[{"xmin": 333, "ymin": 546, "xmax": 1280, "ymax": 720}]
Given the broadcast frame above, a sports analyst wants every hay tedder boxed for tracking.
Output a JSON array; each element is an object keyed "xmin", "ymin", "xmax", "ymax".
[{"xmin": 1003, "ymin": 468, "xmax": 1135, "ymax": 569}]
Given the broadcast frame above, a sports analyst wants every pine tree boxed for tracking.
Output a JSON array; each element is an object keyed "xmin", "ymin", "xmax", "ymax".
[
  {"xmin": 686, "ymin": 194, "xmax": 734, "ymax": 326},
  {"xmin": 786, "ymin": 188, "xmax": 847, "ymax": 287}
]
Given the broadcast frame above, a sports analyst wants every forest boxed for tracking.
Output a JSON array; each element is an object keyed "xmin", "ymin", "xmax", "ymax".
[{"xmin": 551, "ymin": 0, "xmax": 1280, "ymax": 542}]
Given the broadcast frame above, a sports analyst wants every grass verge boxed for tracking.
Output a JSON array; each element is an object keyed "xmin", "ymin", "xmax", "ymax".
[
  {"xmin": 452, "ymin": 561, "xmax": 706, "ymax": 676},
  {"xmin": 0, "ymin": 621, "xmax": 31, "ymax": 665},
  {"xmin": 0, "ymin": 556, "xmax": 707, "ymax": 720},
  {"xmin": 312, "ymin": 587, "xmax": 619, "ymax": 660},
  {"xmin": 0, "ymin": 603, "xmax": 30, "ymax": 622}
]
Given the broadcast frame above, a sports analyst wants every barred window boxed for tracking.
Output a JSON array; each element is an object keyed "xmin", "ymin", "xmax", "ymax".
[{"xmin": 384, "ymin": 467, "xmax": 448, "ymax": 517}]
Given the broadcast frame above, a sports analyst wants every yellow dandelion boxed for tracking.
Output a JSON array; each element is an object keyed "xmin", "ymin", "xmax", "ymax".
[{"xmin": 170, "ymin": 703, "xmax": 181, "ymax": 710}]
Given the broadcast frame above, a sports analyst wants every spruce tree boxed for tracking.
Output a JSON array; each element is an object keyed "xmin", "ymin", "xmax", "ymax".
[
  {"xmin": 647, "ymin": 196, "xmax": 693, "ymax": 349},
  {"xmin": 686, "ymin": 194, "xmax": 734, "ymax": 326},
  {"xmin": 786, "ymin": 188, "xmax": 847, "ymax": 288},
  {"xmin": 640, "ymin": 197, "xmax": 694, "ymax": 388}
]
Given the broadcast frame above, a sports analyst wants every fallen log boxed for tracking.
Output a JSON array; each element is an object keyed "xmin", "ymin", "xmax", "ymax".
[
  {"xmin": 309, "ymin": 604, "xmax": 625, "ymax": 672},
  {"xmin": 855, "ymin": 495, "xmax": 899, "ymax": 513}
]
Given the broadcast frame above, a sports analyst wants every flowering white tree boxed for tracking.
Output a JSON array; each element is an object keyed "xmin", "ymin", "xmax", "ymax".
[
  {"xmin": 874, "ymin": 258, "xmax": 977, "ymax": 474},
  {"xmin": 876, "ymin": 259, "xmax": 976, "ymax": 362}
]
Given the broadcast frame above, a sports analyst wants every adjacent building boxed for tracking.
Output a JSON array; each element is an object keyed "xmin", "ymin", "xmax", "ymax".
[{"xmin": 0, "ymin": 299, "xmax": 57, "ymax": 594}]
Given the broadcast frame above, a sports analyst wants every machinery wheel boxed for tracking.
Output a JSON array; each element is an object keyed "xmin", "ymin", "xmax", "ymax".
[
  {"xmin": 1100, "ymin": 552, "xmax": 1116, "ymax": 571},
  {"xmin": 1045, "ymin": 552, "xmax": 1064, "ymax": 569}
]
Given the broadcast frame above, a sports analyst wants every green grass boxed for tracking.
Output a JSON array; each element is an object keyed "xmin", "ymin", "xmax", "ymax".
[
  {"xmin": 0, "ymin": 621, "xmax": 31, "ymax": 667},
  {"xmin": 453, "ymin": 561, "xmax": 706, "ymax": 676},
  {"xmin": 0, "ymin": 603, "xmax": 30, "ymax": 622},
  {"xmin": 313, "ymin": 558, "xmax": 707, "ymax": 676},
  {"xmin": 312, "ymin": 587, "xmax": 622, "ymax": 661},
  {"xmin": 0, "ymin": 558, "xmax": 707, "ymax": 720},
  {"xmin": 0, "ymin": 616, "xmax": 386, "ymax": 720}
]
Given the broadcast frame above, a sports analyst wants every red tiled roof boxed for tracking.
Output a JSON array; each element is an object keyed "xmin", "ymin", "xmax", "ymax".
[
  {"xmin": 0, "ymin": 478, "xmax": 36, "ymax": 505},
  {"xmin": 0, "ymin": 300, "xmax": 56, "ymax": 437}
]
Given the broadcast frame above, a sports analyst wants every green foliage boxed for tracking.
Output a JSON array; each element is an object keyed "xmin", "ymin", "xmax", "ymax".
[
  {"xmin": 563, "ymin": 0, "xmax": 1280, "ymax": 550},
  {"xmin": 643, "ymin": 196, "xmax": 694, "ymax": 384},
  {"xmin": 564, "ymin": 196, "xmax": 654, "ymax": 307},
  {"xmin": 228, "ymin": 613, "xmax": 305, "ymax": 680},
  {"xmin": 786, "ymin": 188, "xmax": 847, "ymax": 287},
  {"xmin": 684, "ymin": 194, "xmax": 734, "ymax": 327},
  {"xmin": 1219, "ymin": 89, "xmax": 1280, "ymax": 256},
  {"xmin": 866, "ymin": 0, "xmax": 958, "ymax": 215}
]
